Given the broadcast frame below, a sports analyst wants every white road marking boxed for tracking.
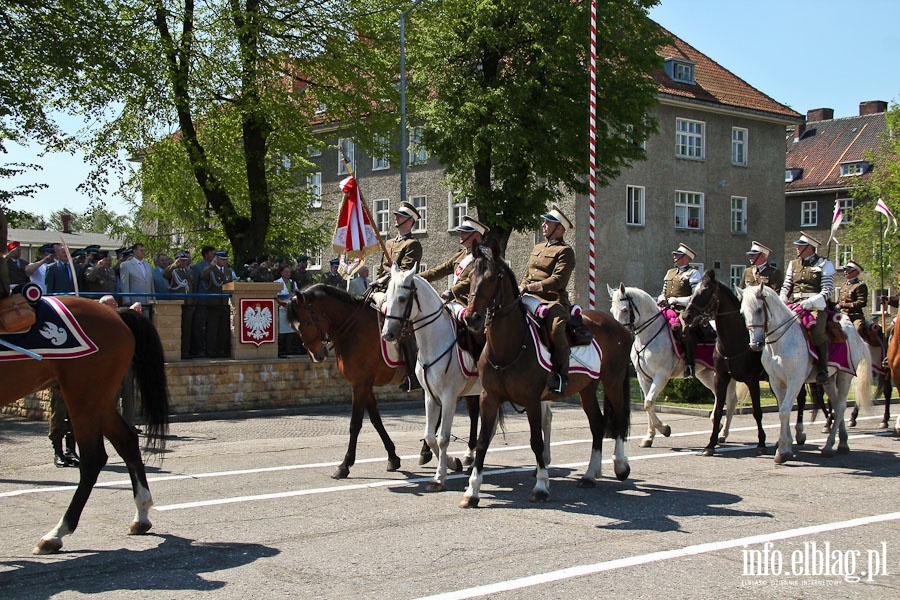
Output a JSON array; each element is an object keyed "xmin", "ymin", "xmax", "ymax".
[{"xmin": 413, "ymin": 511, "xmax": 900, "ymax": 600}]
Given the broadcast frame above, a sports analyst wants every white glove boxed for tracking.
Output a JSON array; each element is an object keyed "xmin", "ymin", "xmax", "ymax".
[
  {"xmin": 799, "ymin": 299, "xmax": 813, "ymax": 310},
  {"xmin": 657, "ymin": 294, "xmax": 666, "ymax": 303}
]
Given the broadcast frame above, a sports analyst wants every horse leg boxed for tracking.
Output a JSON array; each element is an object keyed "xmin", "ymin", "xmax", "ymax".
[
  {"xmin": 334, "ymin": 387, "xmax": 369, "ymax": 479},
  {"xmin": 526, "ymin": 403, "xmax": 550, "ymax": 503},
  {"xmin": 541, "ymin": 401, "xmax": 552, "ymax": 466},
  {"xmin": 881, "ymin": 373, "xmax": 892, "ymax": 429},
  {"xmin": 718, "ymin": 381, "xmax": 738, "ymax": 444},
  {"xmin": 364, "ymin": 395, "xmax": 401, "ymax": 473},
  {"xmin": 794, "ymin": 385, "xmax": 807, "ymax": 446},
  {"xmin": 577, "ymin": 384, "xmax": 605, "ymax": 487},
  {"xmin": 641, "ymin": 377, "xmax": 669, "ymax": 448},
  {"xmin": 463, "ymin": 395, "xmax": 479, "ymax": 466},
  {"xmin": 704, "ymin": 374, "xmax": 730, "ymax": 456},
  {"xmin": 424, "ymin": 393, "xmax": 444, "ymax": 492},
  {"xmin": 822, "ymin": 379, "xmax": 848, "ymax": 456},
  {"xmin": 101, "ymin": 410, "xmax": 154, "ymax": 536},
  {"xmin": 34, "ymin": 420, "xmax": 108, "ymax": 555},
  {"xmin": 772, "ymin": 379, "xmax": 797, "ymax": 464},
  {"xmin": 460, "ymin": 394, "xmax": 499, "ymax": 509},
  {"xmin": 747, "ymin": 379, "xmax": 766, "ymax": 454}
]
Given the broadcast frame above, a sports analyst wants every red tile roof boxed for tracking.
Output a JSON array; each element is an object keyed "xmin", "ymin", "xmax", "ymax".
[
  {"xmin": 785, "ymin": 113, "xmax": 886, "ymax": 192},
  {"xmin": 653, "ymin": 24, "xmax": 802, "ymax": 121}
]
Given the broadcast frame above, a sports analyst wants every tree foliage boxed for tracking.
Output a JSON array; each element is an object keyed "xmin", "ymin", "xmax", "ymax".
[
  {"xmin": 410, "ymin": 0, "xmax": 666, "ymax": 249},
  {"xmin": 844, "ymin": 102, "xmax": 900, "ymax": 288}
]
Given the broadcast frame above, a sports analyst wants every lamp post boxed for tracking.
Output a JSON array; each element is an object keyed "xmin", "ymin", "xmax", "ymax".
[{"xmin": 400, "ymin": 0, "xmax": 428, "ymax": 206}]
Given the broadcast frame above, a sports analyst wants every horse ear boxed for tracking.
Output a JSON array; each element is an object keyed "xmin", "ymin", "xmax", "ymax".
[
  {"xmin": 391, "ymin": 262, "xmax": 400, "ymax": 276},
  {"xmin": 607, "ymin": 283, "xmax": 616, "ymax": 297},
  {"xmin": 619, "ymin": 282, "xmax": 626, "ymax": 294}
]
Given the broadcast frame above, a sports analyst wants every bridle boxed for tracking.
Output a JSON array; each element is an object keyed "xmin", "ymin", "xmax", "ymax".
[
  {"xmin": 470, "ymin": 258, "xmax": 527, "ymax": 371},
  {"xmin": 292, "ymin": 293, "xmax": 333, "ymax": 350},
  {"xmin": 746, "ymin": 287, "xmax": 799, "ymax": 345},
  {"xmin": 383, "ymin": 277, "xmax": 446, "ymax": 334}
]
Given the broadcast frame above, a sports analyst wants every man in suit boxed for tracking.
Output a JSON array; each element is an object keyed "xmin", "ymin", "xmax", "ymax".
[
  {"xmin": 152, "ymin": 253, "xmax": 171, "ymax": 295},
  {"xmin": 119, "ymin": 243, "xmax": 155, "ymax": 305},
  {"xmin": 347, "ymin": 265, "xmax": 370, "ymax": 295},
  {"xmin": 45, "ymin": 244, "xmax": 83, "ymax": 295}
]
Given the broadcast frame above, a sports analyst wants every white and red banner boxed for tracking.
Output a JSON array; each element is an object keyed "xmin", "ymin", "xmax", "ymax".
[
  {"xmin": 332, "ymin": 176, "xmax": 380, "ymax": 258},
  {"xmin": 239, "ymin": 299, "xmax": 276, "ymax": 346},
  {"xmin": 875, "ymin": 198, "xmax": 898, "ymax": 233}
]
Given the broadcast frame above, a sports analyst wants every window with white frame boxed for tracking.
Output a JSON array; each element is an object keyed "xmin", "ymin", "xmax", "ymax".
[
  {"xmin": 307, "ymin": 251, "xmax": 323, "ymax": 271},
  {"xmin": 675, "ymin": 191, "xmax": 704, "ymax": 230},
  {"xmin": 337, "ymin": 138, "xmax": 355, "ymax": 175},
  {"xmin": 307, "ymin": 172, "xmax": 322, "ymax": 208},
  {"xmin": 673, "ymin": 61, "xmax": 695, "ymax": 84},
  {"xmin": 626, "ymin": 185, "xmax": 645, "ymax": 226},
  {"xmin": 839, "ymin": 198, "xmax": 854, "ymax": 225},
  {"xmin": 839, "ymin": 162, "xmax": 867, "ymax": 177},
  {"xmin": 731, "ymin": 196, "xmax": 747, "ymax": 233},
  {"xmin": 732, "ymin": 127, "xmax": 748, "ymax": 166},
  {"xmin": 374, "ymin": 199, "xmax": 391, "ymax": 235},
  {"xmin": 801, "ymin": 200, "xmax": 818, "ymax": 227},
  {"xmin": 836, "ymin": 243, "xmax": 853, "ymax": 268},
  {"xmin": 449, "ymin": 193, "xmax": 468, "ymax": 230},
  {"xmin": 307, "ymin": 144, "xmax": 322, "ymax": 157},
  {"xmin": 675, "ymin": 118, "xmax": 705, "ymax": 159},
  {"xmin": 730, "ymin": 265, "xmax": 744, "ymax": 291},
  {"xmin": 408, "ymin": 127, "xmax": 428, "ymax": 165},
  {"xmin": 372, "ymin": 136, "xmax": 390, "ymax": 171},
  {"xmin": 410, "ymin": 195, "xmax": 427, "ymax": 232}
]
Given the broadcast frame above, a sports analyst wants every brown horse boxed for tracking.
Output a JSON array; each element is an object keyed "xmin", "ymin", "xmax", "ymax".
[
  {"xmin": 460, "ymin": 246, "xmax": 631, "ymax": 508},
  {"xmin": 1, "ymin": 297, "xmax": 169, "ymax": 554},
  {"xmin": 282, "ymin": 284, "xmax": 480, "ymax": 479},
  {"xmin": 880, "ymin": 323, "xmax": 900, "ymax": 435}
]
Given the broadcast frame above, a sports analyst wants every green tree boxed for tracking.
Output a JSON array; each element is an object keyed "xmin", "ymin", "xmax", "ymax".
[
  {"xmin": 845, "ymin": 102, "xmax": 900, "ymax": 289},
  {"xmin": 411, "ymin": 0, "xmax": 666, "ymax": 249}
]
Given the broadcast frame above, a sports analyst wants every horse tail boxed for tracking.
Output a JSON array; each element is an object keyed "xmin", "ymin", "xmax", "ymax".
[
  {"xmin": 604, "ymin": 374, "xmax": 632, "ymax": 440},
  {"xmin": 854, "ymin": 337, "xmax": 873, "ymax": 416},
  {"xmin": 118, "ymin": 308, "xmax": 171, "ymax": 454}
]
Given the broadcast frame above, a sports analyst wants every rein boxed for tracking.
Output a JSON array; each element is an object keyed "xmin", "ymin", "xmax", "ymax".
[
  {"xmin": 473, "ymin": 260, "xmax": 528, "ymax": 372},
  {"xmin": 748, "ymin": 291, "xmax": 801, "ymax": 345}
]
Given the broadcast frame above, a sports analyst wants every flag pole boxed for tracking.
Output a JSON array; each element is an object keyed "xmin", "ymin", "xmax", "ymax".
[
  {"xmin": 338, "ymin": 149, "xmax": 390, "ymax": 259},
  {"xmin": 879, "ymin": 212, "xmax": 886, "ymax": 317}
]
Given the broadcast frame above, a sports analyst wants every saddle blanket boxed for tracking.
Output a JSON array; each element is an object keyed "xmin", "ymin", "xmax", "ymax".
[
  {"xmin": 526, "ymin": 318, "xmax": 602, "ymax": 378},
  {"xmin": 0, "ymin": 297, "xmax": 98, "ymax": 361},
  {"xmin": 806, "ymin": 339, "xmax": 856, "ymax": 377},
  {"xmin": 665, "ymin": 326, "xmax": 716, "ymax": 371},
  {"xmin": 379, "ymin": 322, "xmax": 480, "ymax": 378}
]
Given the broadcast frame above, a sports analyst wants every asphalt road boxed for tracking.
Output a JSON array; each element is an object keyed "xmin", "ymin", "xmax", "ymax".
[{"xmin": 1, "ymin": 399, "xmax": 899, "ymax": 599}]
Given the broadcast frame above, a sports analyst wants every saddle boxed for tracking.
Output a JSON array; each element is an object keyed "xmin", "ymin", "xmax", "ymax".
[
  {"xmin": 0, "ymin": 294, "xmax": 36, "ymax": 334},
  {"xmin": 455, "ymin": 322, "xmax": 485, "ymax": 362},
  {"xmin": 528, "ymin": 312, "xmax": 593, "ymax": 350}
]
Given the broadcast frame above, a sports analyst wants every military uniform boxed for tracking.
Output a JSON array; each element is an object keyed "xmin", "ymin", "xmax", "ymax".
[
  {"xmin": 201, "ymin": 252, "xmax": 234, "ymax": 358},
  {"xmin": 84, "ymin": 262, "xmax": 118, "ymax": 295},
  {"xmin": 739, "ymin": 263, "xmax": 784, "ymax": 292},
  {"xmin": 321, "ymin": 265, "xmax": 345, "ymax": 288},
  {"xmin": 839, "ymin": 277, "xmax": 868, "ymax": 328},
  {"xmin": 659, "ymin": 243, "xmax": 703, "ymax": 377},
  {"xmin": 165, "ymin": 252, "xmax": 197, "ymax": 358},
  {"xmin": 421, "ymin": 248, "xmax": 479, "ymax": 304},
  {"xmin": 377, "ymin": 233, "xmax": 423, "ymax": 278}
]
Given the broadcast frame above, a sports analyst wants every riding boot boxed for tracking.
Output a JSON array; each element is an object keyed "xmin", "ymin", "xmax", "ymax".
[
  {"xmin": 814, "ymin": 343, "xmax": 829, "ymax": 384},
  {"xmin": 64, "ymin": 432, "xmax": 79, "ymax": 467},
  {"xmin": 52, "ymin": 439, "xmax": 68, "ymax": 468},
  {"xmin": 399, "ymin": 336, "xmax": 421, "ymax": 392},
  {"xmin": 682, "ymin": 330, "xmax": 696, "ymax": 379},
  {"xmin": 549, "ymin": 323, "xmax": 569, "ymax": 395}
]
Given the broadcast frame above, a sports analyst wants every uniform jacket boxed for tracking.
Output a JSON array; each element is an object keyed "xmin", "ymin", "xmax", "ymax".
[
  {"xmin": 320, "ymin": 270, "xmax": 344, "ymax": 288},
  {"xmin": 291, "ymin": 269, "xmax": 316, "ymax": 290},
  {"xmin": 164, "ymin": 263, "xmax": 197, "ymax": 295},
  {"xmin": 739, "ymin": 263, "xmax": 783, "ymax": 292},
  {"xmin": 84, "ymin": 265, "xmax": 117, "ymax": 294},
  {"xmin": 421, "ymin": 247, "xmax": 479, "ymax": 303},
  {"xmin": 520, "ymin": 239, "xmax": 574, "ymax": 308},
  {"xmin": 839, "ymin": 278, "xmax": 868, "ymax": 320},
  {"xmin": 377, "ymin": 233, "xmax": 423, "ymax": 278},
  {"xmin": 780, "ymin": 254, "xmax": 835, "ymax": 307},
  {"xmin": 661, "ymin": 265, "xmax": 700, "ymax": 309}
]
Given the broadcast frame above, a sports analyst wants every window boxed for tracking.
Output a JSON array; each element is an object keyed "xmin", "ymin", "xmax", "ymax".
[
  {"xmin": 409, "ymin": 195, "xmax": 427, "ymax": 232},
  {"xmin": 374, "ymin": 199, "xmax": 391, "ymax": 235},
  {"xmin": 307, "ymin": 251, "xmax": 323, "ymax": 271},
  {"xmin": 308, "ymin": 144, "xmax": 322, "ymax": 157},
  {"xmin": 408, "ymin": 127, "xmax": 428, "ymax": 165},
  {"xmin": 732, "ymin": 127, "xmax": 748, "ymax": 166},
  {"xmin": 839, "ymin": 161, "xmax": 867, "ymax": 177},
  {"xmin": 315, "ymin": 102, "xmax": 327, "ymax": 115},
  {"xmin": 664, "ymin": 57, "xmax": 696, "ymax": 84},
  {"xmin": 785, "ymin": 168, "xmax": 803, "ymax": 182},
  {"xmin": 730, "ymin": 196, "xmax": 747, "ymax": 233},
  {"xmin": 675, "ymin": 191, "xmax": 704, "ymax": 230},
  {"xmin": 801, "ymin": 200, "xmax": 818, "ymax": 227},
  {"xmin": 626, "ymin": 186, "xmax": 645, "ymax": 226},
  {"xmin": 449, "ymin": 193, "xmax": 468, "ymax": 230},
  {"xmin": 836, "ymin": 243, "xmax": 853, "ymax": 268},
  {"xmin": 307, "ymin": 172, "xmax": 322, "ymax": 208},
  {"xmin": 337, "ymin": 138, "xmax": 355, "ymax": 175},
  {"xmin": 730, "ymin": 265, "xmax": 744, "ymax": 292},
  {"xmin": 372, "ymin": 136, "xmax": 390, "ymax": 171},
  {"xmin": 277, "ymin": 153, "xmax": 292, "ymax": 175},
  {"xmin": 676, "ymin": 118, "xmax": 705, "ymax": 159},
  {"xmin": 839, "ymin": 198, "xmax": 854, "ymax": 225}
]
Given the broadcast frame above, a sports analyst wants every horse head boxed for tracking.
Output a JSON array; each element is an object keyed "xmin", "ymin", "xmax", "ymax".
[
  {"xmin": 683, "ymin": 269, "xmax": 719, "ymax": 328},
  {"xmin": 283, "ymin": 286, "xmax": 330, "ymax": 361},
  {"xmin": 737, "ymin": 284, "xmax": 771, "ymax": 351},
  {"xmin": 465, "ymin": 244, "xmax": 514, "ymax": 332},
  {"xmin": 381, "ymin": 263, "xmax": 419, "ymax": 342},
  {"xmin": 608, "ymin": 282, "xmax": 656, "ymax": 334}
]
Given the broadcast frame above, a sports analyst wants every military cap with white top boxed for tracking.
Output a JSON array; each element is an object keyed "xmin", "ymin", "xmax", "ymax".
[
  {"xmin": 843, "ymin": 260, "xmax": 864, "ymax": 272},
  {"xmin": 671, "ymin": 243, "xmax": 697, "ymax": 260},
  {"xmin": 457, "ymin": 216, "xmax": 489, "ymax": 236},
  {"xmin": 541, "ymin": 204, "xmax": 573, "ymax": 230},
  {"xmin": 746, "ymin": 241, "xmax": 772, "ymax": 256},
  {"xmin": 793, "ymin": 233, "xmax": 822, "ymax": 247},
  {"xmin": 393, "ymin": 201, "xmax": 421, "ymax": 221}
]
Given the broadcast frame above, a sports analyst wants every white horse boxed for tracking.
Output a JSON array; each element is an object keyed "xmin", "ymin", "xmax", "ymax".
[
  {"xmin": 609, "ymin": 283, "xmax": 739, "ymax": 447},
  {"xmin": 737, "ymin": 284, "xmax": 872, "ymax": 463},
  {"xmin": 381, "ymin": 264, "xmax": 482, "ymax": 491}
]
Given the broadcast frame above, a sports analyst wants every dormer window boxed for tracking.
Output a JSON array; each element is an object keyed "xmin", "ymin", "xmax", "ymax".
[
  {"xmin": 839, "ymin": 161, "xmax": 868, "ymax": 177},
  {"xmin": 664, "ymin": 57, "xmax": 696, "ymax": 85},
  {"xmin": 785, "ymin": 168, "xmax": 803, "ymax": 183}
]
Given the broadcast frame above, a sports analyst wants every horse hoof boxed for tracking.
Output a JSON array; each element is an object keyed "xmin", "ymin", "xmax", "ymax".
[
  {"xmin": 821, "ymin": 425, "xmax": 830, "ymax": 434},
  {"xmin": 331, "ymin": 465, "xmax": 350, "ymax": 480},
  {"xmin": 128, "ymin": 520, "xmax": 152, "ymax": 536},
  {"xmin": 577, "ymin": 477, "xmax": 597, "ymax": 489},
  {"xmin": 849, "ymin": 420, "xmax": 857, "ymax": 428},
  {"xmin": 425, "ymin": 481, "xmax": 444, "ymax": 493},
  {"xmin": 837, "ymin": 445, "xmax": 850, "ymax": 455},
  {"xmin": 462, "ymin": 455, "xmax": 474, "ymax": 467},
  {"xmin": 33, "ymin": 538, "xmax": 62, "ymax": 555},
  {"xmin": 879, "ymin": 422, "xmax": 888, "ymax": 430},
  {"xmin": 387, "ymin": 457, "xmax": 401, "ymax": 472},
  {"xmin": 529, "ymin": 490, "xmax": 551, "ymax": 503},
  {"xmin": 774, "ymin": 452, "xmax": 792, "ymax": 465},
  {"xmin": 821, "ymin": 448, "xmax": 835, "ymax": 458},
  {"xmin": 660, "ymin": 425, "xmax": 672, "ymax": 437},
  {"xmin": 717, "ymin": 436, "xmax": 727, "ymax": 444},
  {"xmin": 702, "ymin": 447, "xmax": 715, "ymax": 457},
  {"xmin": 419, "ymin": 450, "xmax": 433, "ymax": 466},
  {"xmin": 614, "ymin": 465, "xmax": 630, "ymax": 481},
  {"xmin": 756, "ymin": 445, "xmax": 767, "ymax": 456},
  {"xmin": 459, "ymin": 496, "xmax": 479, "ymax": 509},
  {"xmin": 796, "ymin": 433, "xmax": 807, "ymax": 446},
  {"xmin": 450, "ymin": 457, "xmax": 463, "ymax": 473},
  {"xmin": 640, "ymin": 438, "xmax": 653, "ymax": 448}
]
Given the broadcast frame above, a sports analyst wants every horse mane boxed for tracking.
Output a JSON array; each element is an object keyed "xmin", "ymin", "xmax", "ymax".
[
  {"xmin": 473, "ymin": 244, "xmax": 518, "ymax": 296},
  {"xmin": 301, "ymin": 282, "xmax": 359, "ymax": 305},
  {"xmin": 700, "ymin": 269, "xmax": 740, "ymax": 308}
]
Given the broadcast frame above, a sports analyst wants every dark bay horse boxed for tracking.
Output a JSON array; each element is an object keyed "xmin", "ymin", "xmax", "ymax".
[
  {"xmin": 461, "ymin": 246, "xmax": 631, "ymax": 508},
  {"xmin": 282, "ymin": 284, "xmax": 479, "ymax": 479},
  {"xmin": 683, "ymin": 270, "xmax": 766, "ymax": 455},
  {"xmin": 1, "ymin": 297, "xmax": 169, "ymax": 554}
]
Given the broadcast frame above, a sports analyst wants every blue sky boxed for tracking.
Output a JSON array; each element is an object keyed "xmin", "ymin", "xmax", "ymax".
[{"xmin": 4, "ymin": 0, "xmax": 898, "ymax": 221}]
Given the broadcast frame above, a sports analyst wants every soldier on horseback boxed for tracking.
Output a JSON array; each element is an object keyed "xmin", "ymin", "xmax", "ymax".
[
  {"xmin": 519, "ymin": 204, "xmax": 574, "ymax": 395},
  {"xmin": 739, "ymin": 240, "xmax": 783, "ymax": 292},
  {"xmin": 658, "ymin": 243, "xmax": 702, "ymax": 378},
  {"xmin": 780, "ymin": 233, "xmax": 834, "ymax": 384}
]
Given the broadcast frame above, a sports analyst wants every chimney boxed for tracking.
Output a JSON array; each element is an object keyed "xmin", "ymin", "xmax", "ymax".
[
  {"xmin": 859, "ymin": 100, "xmax": 888, "ymax": 116},
  {"xmin": 794, "ymin": 119, "xmax": 806, "ymax": 142},
  {"xmin": 60, "ymin": 213, "xmax": 72, "ymax": 234},
  {"xmin": 807, "ymin": 108, "xmax": 834, "ymax": 122}
]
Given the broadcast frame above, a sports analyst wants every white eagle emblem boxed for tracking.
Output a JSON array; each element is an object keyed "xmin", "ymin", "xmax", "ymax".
[
  {"xmin": 39, "ymin": 323, "xmax": 69, "ymax": 346},
  {"xmin": 243, "ymin": 303, "xmax": 273, "ymax": 340}
]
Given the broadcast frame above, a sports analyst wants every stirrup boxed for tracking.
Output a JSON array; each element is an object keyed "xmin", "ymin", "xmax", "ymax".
[
  {"xmin": 815, "ymin": 370, "xmax": 828, "ymax": 384},
  {"xmin": 683, "ymin": 364, "xmax": 695, "ymax": 378},
  {"xmin": 399, "ymin": 376, "xmax": 421, "ymax": 392},
  {"xmin": 549, "ymin": 372, "xmax": 567, "ymax": 395}
]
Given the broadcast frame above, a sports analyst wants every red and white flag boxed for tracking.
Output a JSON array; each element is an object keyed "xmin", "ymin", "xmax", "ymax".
[
  {"xmin": 332, "ymin": 176, "xmax": 380, "ymax": 258},
  {"xmin": 875, "ymin": 198, "xmax": 898, "ymax": 233},
  {"xmin": 826, "ymin": 198, "xmax": 843, "ymax": 245}
]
